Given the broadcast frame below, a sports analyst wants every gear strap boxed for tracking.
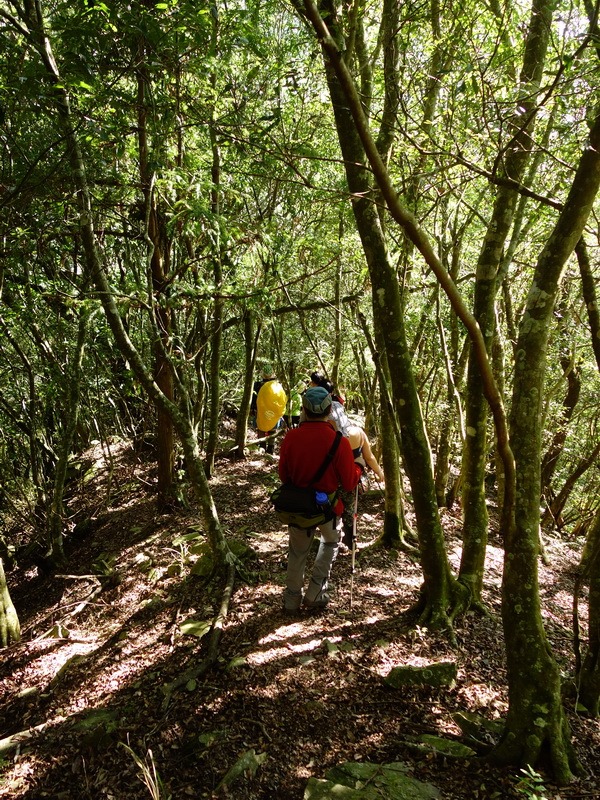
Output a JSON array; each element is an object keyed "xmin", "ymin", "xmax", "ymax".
[{"xmin": 308, "ymin": 430, "xmax": 343, "ymax": 486}]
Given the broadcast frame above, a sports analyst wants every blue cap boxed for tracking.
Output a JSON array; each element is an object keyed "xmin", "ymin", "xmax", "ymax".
[{"xmin": 302, "ymin": 386, "xmax": 332, "ymax": 414}]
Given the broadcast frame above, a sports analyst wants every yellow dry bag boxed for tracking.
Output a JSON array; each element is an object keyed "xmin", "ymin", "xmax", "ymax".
[{"xmin": 256, "ymin": 380, "xmax": 287, "ymax": 431}]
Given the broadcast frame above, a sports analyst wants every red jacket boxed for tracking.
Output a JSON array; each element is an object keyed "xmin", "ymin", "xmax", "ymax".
[{"xmin": 278, "ymin": 421, "xmax": 361, "ymax": 514}]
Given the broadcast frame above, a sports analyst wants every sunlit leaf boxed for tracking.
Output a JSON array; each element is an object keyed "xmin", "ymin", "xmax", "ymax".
[{"xmin": 179, "ymin": 619, "xmax": 211, "ymax": 638}]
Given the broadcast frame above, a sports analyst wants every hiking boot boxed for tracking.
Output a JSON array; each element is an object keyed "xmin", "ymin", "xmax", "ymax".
[
  {"xmin": 283, "ymin": 589, "xmax": 303, "ymax": 612},
  {"xmin": 303, "ymin": 591, "xmax": 330, "ymax": 611},
  {"xmin": 282, "ymin": 605, "xmax": 302, "ymax": 616}
]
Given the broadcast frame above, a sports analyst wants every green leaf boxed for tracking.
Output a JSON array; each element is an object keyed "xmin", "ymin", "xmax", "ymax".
[
  {"xmin": 41, "ymin": 623, "xmax": 71, "ymax": 639},
  {"xmin": 227, "ymin": 656, "xmax": 248, "ymax": 670},
  {"xmin": 189, "ymin": 554, "xmax": 213, "ymax": 576},
  {"xmin": 172, "ymin": 531, "xmax": 203, "ymax": 545},
  {"xmin": 180, "ymin": 619, "xmax": 211, "ymax": 638}
]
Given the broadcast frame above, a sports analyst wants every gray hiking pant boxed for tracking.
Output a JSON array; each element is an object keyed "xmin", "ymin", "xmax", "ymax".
[{"xmin": 283, "ymin": 517, "xmax": 340, "ymax": 609}]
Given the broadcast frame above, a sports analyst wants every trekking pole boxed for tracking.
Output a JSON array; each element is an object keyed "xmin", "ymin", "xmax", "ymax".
[{"xmin": 350, "ymin": 482, "xmax": 359, "ymax": 609}]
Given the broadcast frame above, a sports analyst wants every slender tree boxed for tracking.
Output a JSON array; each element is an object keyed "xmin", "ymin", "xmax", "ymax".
[
  {"xmin": 298, "ymin": 0, "xmax": 474, "ymax": 625},
  {"xmin": 46, "ymin": 296, "xmax": 94, "ymax": 566},
  {"xmin": 493, "ymin": 105, "xmax": 600, "ymax": 782},
  {"xmin": 135, "ymin": 34, "xmax": 177, "ymax": 508},
  {"xmin": 460, "ymin": 0, "xmax": 554, "ymax": 604},
  {"xmin": 575, "ymin": 508, "xmax": 600, "ymax": 716}
]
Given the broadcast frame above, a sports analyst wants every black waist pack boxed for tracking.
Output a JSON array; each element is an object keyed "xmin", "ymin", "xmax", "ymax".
[
  {"xmin": 270, "ymin": 431, "xmax": 342, "ymax": 529},
  {"xmin": 270, "ymin": 484, "xmax": 336, "ymax": 528}
]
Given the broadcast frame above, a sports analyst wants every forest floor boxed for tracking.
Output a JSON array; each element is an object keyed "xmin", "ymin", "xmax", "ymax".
[{"xmin": 1, "ymin": 435, "xmax": 599, "ymax": 800}]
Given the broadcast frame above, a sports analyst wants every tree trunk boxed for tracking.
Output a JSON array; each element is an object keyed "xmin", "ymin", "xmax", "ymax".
[
  {"xmin": 353, "ymin": 342, "xmax": 375, "ymax": 427},
  {"xmin": 543, "ymin": 440, "xmax": 600, "ymax": 529},
  {"xmin": 47, "ymin": 301, "xmax": 92, "ymax": 567},
  {"xmin": 571, "ymin": 243, "xmax": 600, "ymax": 707},
  {"xmin": 0, "ymin": 321, "xmax": 48, "ymax": 530},
  {"xmin": 434, "ymin": 292, "xmax": 467, "ymax": 508},
  {"xmin": 371, "ymin": 316, "xmax": 412, "ymax": 549},
  {"xmin": 577, "ymin": 237, "xmax": 600, "ymax": 370},
  {"xmin": 136, "ymin": 41, "xmax": 176, "ymax": 510},
  {"xmin": 378, "ymin": 401, "xmax": 413, "ymax": 550},
  {"xmin": 0, "ymin": 557, "xmax": 20, "ymax": 648},
  {"xmin": 460, "ymin": 0, "xmax": 553, "ymax": 604},
  {"xmin": 540, "ymin": 355, "xmax": 581, "ymax": 499},
  {"xmin": 150, "ymin": 217, "xmax": 176, "ymax": 509},
  {"xmin": 309, "ymin": 0, "xmax": 463, "ymax": 626},
  {"xmin": 491, "ymin": 107, "xmax": 600, "ymax": 783},
  {"xmin": 576, "ymin": 510, "xmax": 600, "ymax": 716},
  {"xmin": 205, "ymin": 284, "xmax": 223, "ymax": 477},
  {"xmin": 205, "ymin": 17, "xmax": 225, "ymax": 477},
  {"xmin": 331, "ymin": 237, "xmax": 343, "ymax": 391},
  {"xmin": 491, "ymin": 322, "xmax": 507, "ymax": 509},
  {"xmin": 234, "ymin": 310, "xmax": 261, "ymax": 458}
]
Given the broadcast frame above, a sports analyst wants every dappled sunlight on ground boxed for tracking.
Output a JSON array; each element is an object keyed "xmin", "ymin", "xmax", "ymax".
[{"xmin": 2, "ymin": 442, "xmax": 599, "ymax": 800}]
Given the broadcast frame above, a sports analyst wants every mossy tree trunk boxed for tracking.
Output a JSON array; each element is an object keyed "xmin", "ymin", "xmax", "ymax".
[
  {"xmin": 576, "ymin": 510, "xmax": 600, "ymax": 716},
  {"xmin": 358, "ymin": 309, "xmax": 411, "ymax": 549},
  {"xmin": 572, "ymin": 234, "xmax": 600, "ymax": 715},
  {"xmin": 577, "ymin": 237, "xmax": 600, "ymax": 369},
  {"xmin": 306, "ymin": 0, "xmax": 465, "ymax": 626},
  {"xmin": 491, "ymin": 108, "xmax": 600, "ymax": 783},
  {"xmin": 540, "ymin": 355, "xmax": 581, "ymax": 496},
  {"xmin": 460, "ymin": 0, "xmax": 553, "ymax": 604},
  {"xmin": 374, "ymin": 326, "xmax": 412, "ymax": 550},
  {"xmin": 434, "ymin": 284, "xmax": 468, "ymax": 509},
  {"xmin": 378, "ymin": 401, "xmax": 411, "ymax": 549},
  {"xmin": 204, "ymin": 271, "xmax": 224, "ymax": 477},
  {"xmin": 0, "ymin": 558, "xmax": 20, "ymax": 648}
]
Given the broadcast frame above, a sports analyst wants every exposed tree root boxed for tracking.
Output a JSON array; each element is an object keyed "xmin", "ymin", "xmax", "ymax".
[
  {"xmin": 484, "ymin": 704, "xmax": 584, "ymax": 785},
  {"xmin": 0, "ymin": 723, "xmax": 48, "ymax": 756},
  {"xmin": 408, "ymin": 580, "xmax": 472, "ymax": 646},
  {"xmin": 455, "ymin": 576, "xmax": 494, "ymax": 618},
  {"xmin": 363, "ymin": 536, "xmax": 419, "ymax": 559}
]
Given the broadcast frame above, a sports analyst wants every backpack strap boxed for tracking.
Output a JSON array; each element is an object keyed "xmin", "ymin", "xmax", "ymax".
[{"xmin": 308, "ymin": 430, "xmax": 343, "ymax": 486}]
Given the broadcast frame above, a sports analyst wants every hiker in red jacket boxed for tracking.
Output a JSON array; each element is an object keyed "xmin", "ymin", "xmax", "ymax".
[{"xmin": 278, "ymin": 386, "xmax": 364, "ymax": 611}]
